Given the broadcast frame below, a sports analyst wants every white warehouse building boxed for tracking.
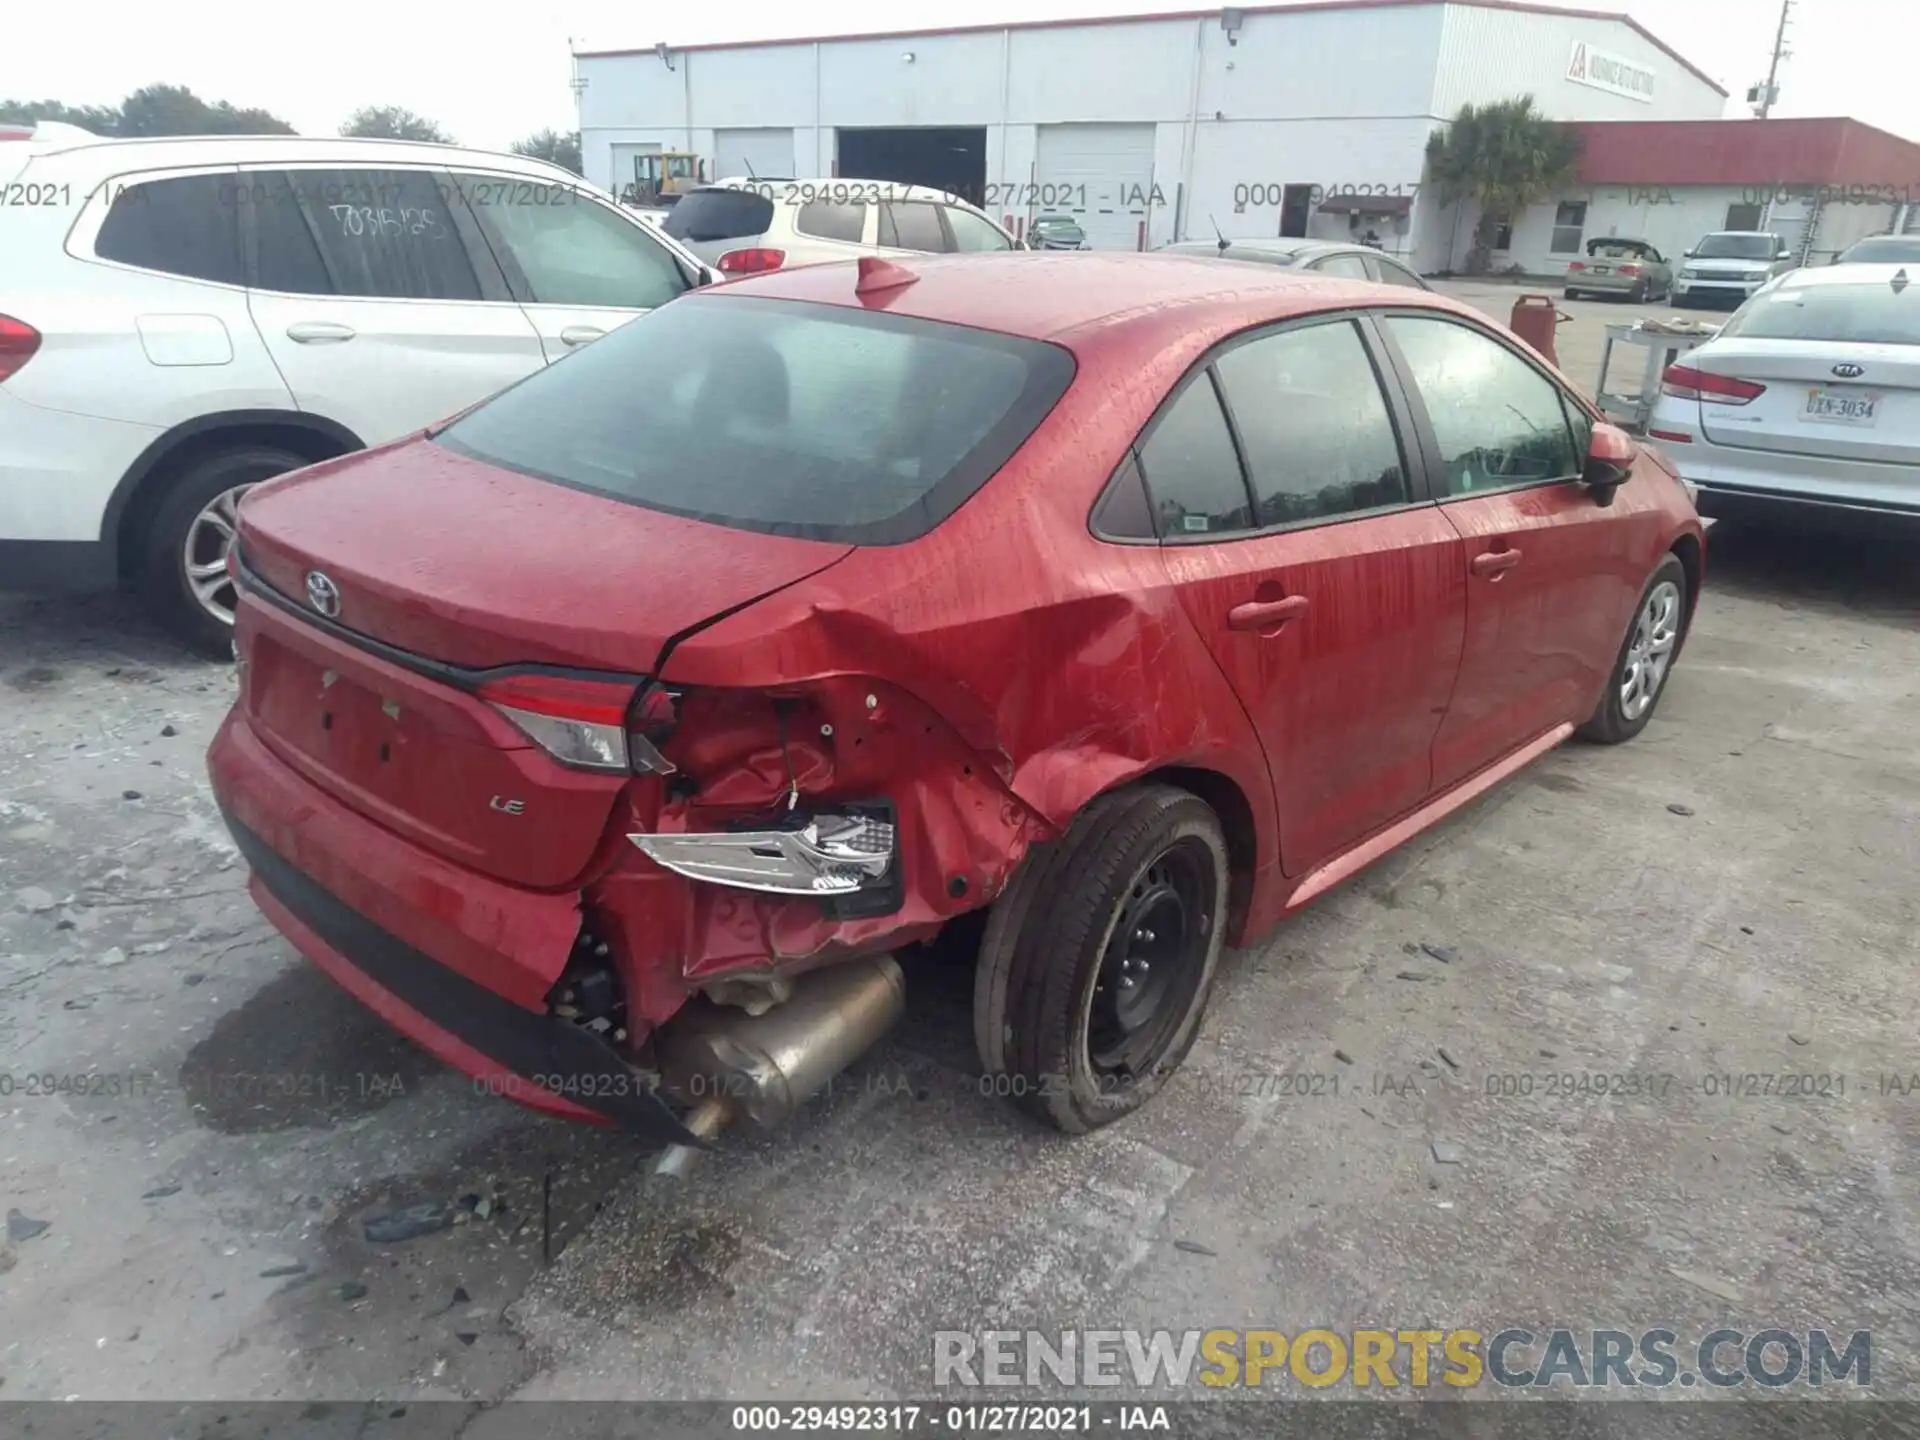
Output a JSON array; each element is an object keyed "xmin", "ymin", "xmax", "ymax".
[{"xmin": 575, "ymin": 0, "xmax": 1730, "ymax": 270}]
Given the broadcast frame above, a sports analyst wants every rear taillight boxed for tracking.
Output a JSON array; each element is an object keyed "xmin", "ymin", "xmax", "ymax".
[
  {"xmin": 477, "ymin": 672, "xmax": 680, "ymax": 775},
  {"xmin": 1617, "ymin": 264, "xmax": 1641, "ymax": 276},
  {"xmin": 1661, "ymin": 363, "xmax": 1765, "ymax": 406},
  {"xmin": 0, "ymin": 315, "xmax": 41, "ymax": 383},
  {"xmin": 1566, "ymin": 260, "xmax": 1587, "ymax": 272},
  {"xmin": 717, "ymin": 247, "xmax": 786, "ymax": 274},
  {"xmin": 479, "ymin": 673, "xmax": 637, "ymax": 774}
]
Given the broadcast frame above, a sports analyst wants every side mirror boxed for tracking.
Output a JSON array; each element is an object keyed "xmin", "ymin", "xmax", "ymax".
[
  {"xmin": 1583, "ymin": 422, "xmax": 1637, "ymax": 507},
  {"xmin": 1683, "ymin": 248, "xmax": 1695, "ymax": 259}
]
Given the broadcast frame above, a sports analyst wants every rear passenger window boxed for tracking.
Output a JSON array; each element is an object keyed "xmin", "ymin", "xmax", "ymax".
[
  {"xmin": 1312, "ymin": 253, "xmax": 1372, "ymax": 279},
  {"xmin": 94, "ymin": 174, "xmax": 244, "ymax": 286},
  {"xmin": 1213, "ymin": 320, "xmax": 1409, "ymax": 526},
  {"xmin": 795, "ymin": 200, "xmax": 866, "ymax": 243},
  {"xmin": 246, "ymin": 169, "xmax": 481, "ymax": 300},
  {"xmin": 1137, "ymin": 374, "xmax": 1252, "ymax": 537},
  {"xmin": 879, "ymin": 202, "xmax": 947, "ymax": 253}
]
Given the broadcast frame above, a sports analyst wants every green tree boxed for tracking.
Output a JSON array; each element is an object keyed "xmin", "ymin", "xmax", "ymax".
[
  {"xmin": 1425, "ymin": 96, "xmax": 1583, "ymax": 275},
  {"xmin": 0, "ymin": 98, "xmax": 122, "ymax": 133},
  {"xmin": 340, "ymin": 105, "xmax": 454, "ymax": 143},
  {"xmin": 510, "ymin": 128, "xmax": 582, "ymax": 176},
  {"xmin": 116, "ymin": 83, "xmax": 293, "ymax": 136}
]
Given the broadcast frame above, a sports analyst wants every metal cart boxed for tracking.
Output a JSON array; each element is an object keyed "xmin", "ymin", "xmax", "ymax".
[{"xmin": 1595, "ymin": 323, "xmax": 1719, "ymax": 433}]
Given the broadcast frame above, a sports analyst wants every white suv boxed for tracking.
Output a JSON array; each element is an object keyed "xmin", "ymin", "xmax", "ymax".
[
  {"xmin": 660, "ymin": 178, "xmax": 1020, "ymax": 274},
  {"xmin": 0, "ymin": 129, "xmax": 715, "ymax": 654}
]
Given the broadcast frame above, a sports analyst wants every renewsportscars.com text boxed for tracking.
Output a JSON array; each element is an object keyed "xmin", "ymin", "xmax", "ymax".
[{"xmin": 933, "ymin": 1327, "xmax": 1871, "ymax": 1390}]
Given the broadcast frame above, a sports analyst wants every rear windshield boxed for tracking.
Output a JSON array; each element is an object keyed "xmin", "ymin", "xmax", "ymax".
[
  {"xmin": 1588, "ymin": 239, "xmax": 1650, "ymax": 258},
  {"xmin": 1719, "ymin": 282, "xmax": 1920, "ymax": 346},
  {"xmin": 662, "ymin": 189, "xmax": 774, "ymax": 243},
  {"xmin": 1696, "ymin": 234, "xmax": 1778, "ymax": 260},
  {"xmin": 435, "ymin": 295, "xmax": 1076, "ymax": 544}
]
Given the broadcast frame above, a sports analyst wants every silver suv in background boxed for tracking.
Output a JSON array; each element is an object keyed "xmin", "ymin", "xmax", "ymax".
[
  {"xmin": 659, "ymin": 179, "xmax": 1019, "ymax": 274},
  {"xmin": 1673, "ymin": 231, "xmax": 1795, "ymax": 308}
]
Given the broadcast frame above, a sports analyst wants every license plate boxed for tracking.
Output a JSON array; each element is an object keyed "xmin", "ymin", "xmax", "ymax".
[
  {"xmin": 1590, "ymin": 264, "xmax": 1611, "ymax": 274},
  {"xmin": 1803, "ymin": 389, "xmax": 1879, "ymax": 426}
]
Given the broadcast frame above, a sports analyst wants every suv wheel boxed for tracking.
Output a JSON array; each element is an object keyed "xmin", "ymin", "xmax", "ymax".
[
  {"xmin": 142, "ymin": 445, "xmax": 309, "ymax": 658},
  {"xmin": 973, "ymin": 784, "xmax": 1228, "ymax": 1134}
]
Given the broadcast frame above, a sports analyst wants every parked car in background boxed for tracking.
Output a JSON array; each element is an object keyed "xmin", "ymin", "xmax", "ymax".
[
  {"xmin": 0, "ymin": 130, "xmax": 714, "ymax": 654},
  {"xmin": 1831, "ymin": 234, "xmax": 1920, "ymax": 265},
  {"xmin": 1028, "ymin": 214, "xmax": 1088, "ymax": 250},
  {"xmin": 1673, "ymin": 231, "xmax": 1795, "ymax": 307},
  {"xmin": 1156, "ymin": 237, "xmax": 1431, "ymax": 289},
  {"xmin": 661, "ymin": 179, "xmax": 1018, "ymax": 274},
  {"xmin": 208, "ymin": 251, "xmax": 1701, "ymax": 1156},
  {"xmin": 1564, "ymin": 237, "xmax": 1672, "ymax": 302},
  {"xmin": 1648, "ymin": 263, "xmax": 1918, "ymax": 526}
]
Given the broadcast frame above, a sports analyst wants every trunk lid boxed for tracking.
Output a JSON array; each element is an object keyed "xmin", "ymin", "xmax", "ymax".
[
  {"xmin": 235, "ymin": 437, "xmax": 852, "ymax": 886},
  {"xmin": 1694, "ymin": 339, "xmax": 1920, "ymax": 467},
  {"xmin": 237, "ymin": 437, "xmax": 854, "ymax": 672}
]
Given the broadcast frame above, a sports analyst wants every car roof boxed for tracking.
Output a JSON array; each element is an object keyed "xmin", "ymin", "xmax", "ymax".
[
  {"xmin": 15, "ymin": 132, "xmax": 584, "ymax": 186},
  {"xmin": 706, "ymin": 250, "xmax": 1466, "ymax": 348},
  {"xmin": 1764, "ymin": 262, "xmax": 1918, "ymax": 293}
]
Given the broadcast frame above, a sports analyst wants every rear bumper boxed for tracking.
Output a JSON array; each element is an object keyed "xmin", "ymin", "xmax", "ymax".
[
  {"xmin": 208, "ymin": 708, "xmax": 702, "ymax": 1145},
  {"xmin": 1645, "ymin": 397, "xmax": 1920, "ymax": 521}
]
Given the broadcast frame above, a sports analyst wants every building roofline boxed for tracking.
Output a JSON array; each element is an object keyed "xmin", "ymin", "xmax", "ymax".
[{"xmin": 576, "ymin": 0, "xmax": 1728, "ymax": 99}]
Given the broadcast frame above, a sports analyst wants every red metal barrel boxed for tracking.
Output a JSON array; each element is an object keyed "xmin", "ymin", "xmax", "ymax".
[{"xmin": 1509, "ymin": 293, "xmax": 1565, "ymax": 365}]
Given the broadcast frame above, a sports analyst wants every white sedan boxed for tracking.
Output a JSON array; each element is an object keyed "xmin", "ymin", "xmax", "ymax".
[{"xmin": 1647, "ymin": 264, "xmax": 1919, "ymax": 525}]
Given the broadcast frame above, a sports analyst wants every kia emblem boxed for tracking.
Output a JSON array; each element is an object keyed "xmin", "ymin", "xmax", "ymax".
[
  {"xmin": 305, "ymin": 570, "xmax": 341, "ymax": 618},
  {"xmin": 1831, "ymin": 363, "xmax": 1865, "ymax": 379}
]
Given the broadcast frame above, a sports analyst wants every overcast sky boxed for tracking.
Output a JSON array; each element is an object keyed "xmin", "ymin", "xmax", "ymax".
[{"xmin": 4, "ymin": 0, "xmax": 1907, "ymax": 150}]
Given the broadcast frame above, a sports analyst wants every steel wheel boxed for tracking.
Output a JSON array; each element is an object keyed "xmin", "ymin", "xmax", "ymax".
[
  {"xmin": 1086, "ymin": 837, "xmax": 1214, "ymax": 1080},
  {"xmin": 1620, "ymin": 579, "xmax": 1682, "ymax": 721},
  {"xmin": 181, "ymin": 484, "xmax": 251, "ymax": 627}
]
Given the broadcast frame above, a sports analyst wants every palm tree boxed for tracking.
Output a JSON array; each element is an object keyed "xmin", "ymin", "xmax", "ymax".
[{"xmin": 1425, "ymin": 97, "xmax": 1583, "ymax": 275}]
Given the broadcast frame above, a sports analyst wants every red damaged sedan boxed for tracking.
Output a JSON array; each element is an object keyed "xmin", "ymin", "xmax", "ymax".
[{"xmin": 208, "ymin": 251, "xmax": 1704, "ymax": 1157}]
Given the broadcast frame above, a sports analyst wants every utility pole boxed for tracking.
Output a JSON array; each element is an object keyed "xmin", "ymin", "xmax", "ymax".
[{"xmin": 1753, "ymin": 0, "xmax": 1792, "ymax": 118}]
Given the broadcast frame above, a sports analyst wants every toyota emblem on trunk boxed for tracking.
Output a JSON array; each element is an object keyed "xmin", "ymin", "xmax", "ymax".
[
  {"xmin": 1832, "ymin": 363, "xmax": 1866, "ymax": 378},
  {"xmin": 305, "ymin": 570, "xmax": 341, "ymax": 618}
]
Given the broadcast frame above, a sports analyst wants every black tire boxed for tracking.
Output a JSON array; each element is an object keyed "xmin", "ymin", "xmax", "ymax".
[
  {"xmin": 1578, "ymin": 554, "xmax": 1689, "ymax": 745},
  {"xmin": 1629, "ymin": 279, "xmax": 1649, "ymax": 303},
  {"xmin": 973, "ymin": 784, "xmax": 1229, "ymax": 1134},
  {"xmin": 141, "ymin": 445, "xmax": 310, "ymax": 658},
  {"xmin": 1563, "ymin": 288, "xmax": 1580, "ymax": 300}
]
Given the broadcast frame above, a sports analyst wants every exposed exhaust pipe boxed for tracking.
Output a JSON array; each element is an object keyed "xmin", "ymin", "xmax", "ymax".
[{"xmin": 650, "ymin": 954, "xmax": 905, "ymax": 1178}]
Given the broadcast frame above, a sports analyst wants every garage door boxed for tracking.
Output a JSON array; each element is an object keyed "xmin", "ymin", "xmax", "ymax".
[
  {"xmin": 1034, "ymin": 124, "xmax": 1156, "ymax": 252},
  {"xmin": 715, "ymin": 128, "xmax": 795, "ymax": 182}
]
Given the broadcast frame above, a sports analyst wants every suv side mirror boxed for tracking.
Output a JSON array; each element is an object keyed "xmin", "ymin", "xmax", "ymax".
[
  {"xmin": 1583, "ymin": 422, "xmax": 1637, "ymax": 507},
  {"xmin": 1682, "ymin": 248, "xmax": 1695, "ymax": 259}
]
